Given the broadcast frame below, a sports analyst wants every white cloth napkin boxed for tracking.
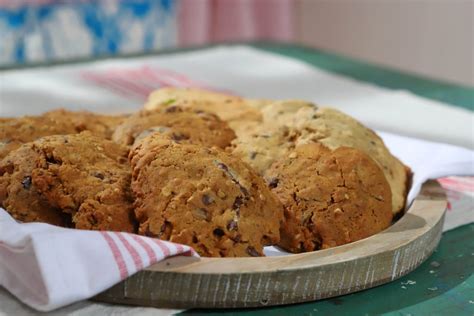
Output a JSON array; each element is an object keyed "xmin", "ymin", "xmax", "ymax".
[
  {"xmin": 0, "ymin": 45, "xmax": 473, "ymax": 312},
  {"xmin": 0, "ymin": 212, "xmax": 196, "ymax": 311}
]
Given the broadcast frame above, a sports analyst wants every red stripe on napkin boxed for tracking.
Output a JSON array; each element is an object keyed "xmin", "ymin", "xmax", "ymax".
[
  {"xmin": 130, "ymin": 234, "xmax": 157, "ymax": 264},
  {"xmin": 151, "ymin": 239, "xmax": 171, "ymax": 257},
  {"xmin": 100, "ymin": 231, "xmax": 128, "ymax": 279},
  {"xmin": 115, "ymin": 232, "xmax": 143, "ymax": 271}
]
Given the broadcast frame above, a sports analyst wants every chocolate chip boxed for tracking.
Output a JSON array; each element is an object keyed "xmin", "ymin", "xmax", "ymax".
[
  {"xmin": 192, "ymin": 235, "xmax": 198, "ymax": 243},
  {"xmin": 117, "ymin": 156, "xmax": 128, "ymax": 164},
  {"xmin": 46, "ymin": 155, "xmax": 61, "ymax": 165},
  {"xmin": 88, "ymin": 213, "xmax": 98, "ymax": 226},
  {"xmin": 171, "ymin": 132, "xmax": 189, "ymax": 142},
  {"xmin": 165, "ymin": 105, "xmax": 181, "ymax": 113},
  {"xmin": 249, "ymin": 151, "xmax": 257, "ymax": 160},
  {"xmin": 93, "ymin": 172, "xmax": 105, "ymax": 180},
  {"xmin": 213, "ymin": 228, "xmax": 225, "ymax": 237},
  {"xmin": 157, "ymin": 222, "xmax": 172, "ymax": 238},
  {"xmin": 144, "ymin": 227, "xmax": 158, "ymax": 237},
  {"xmin": 246, "ymin": 246, "xmax": 260, "ymax": 257},
  {"xmin": 216, "ymin": 162, "xmax": 229, "ymax": 172},
  {"xmin": 227, "ymin": 220, "xmax": 238, "ymax": 231},
  {"xmin": 268, "ymin": 178, "xmax": 279, "ymax": 189},
  {"xmin": 370, "ymin": 141, "xmax": 376, "ymax": 145},
  {"xmin": 21, "ymin": 176, "xmax": 31, "ymax": 189},
  {"xmin": 239, "ymin": 185, "xmax": 249, "ymax": 198},
  {"xmin": 201, "ymin": 194, "xmax": 214, "ymax": 205},
  {"xmin": 232, "ymin": 196, "xmax": 243, "ymax": 210},
  {"xmin": 231, "ymin": 234, "xmax": 242, "ymax": 242}
]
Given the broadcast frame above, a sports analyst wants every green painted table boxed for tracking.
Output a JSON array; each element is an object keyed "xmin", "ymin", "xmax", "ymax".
[{"xmin": 180, "ymin": 43, "xmax": 474, "ymax": 316}]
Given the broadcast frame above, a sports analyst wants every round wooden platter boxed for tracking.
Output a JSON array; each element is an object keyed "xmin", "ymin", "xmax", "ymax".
[{"xmin": 94, "ymin": 180, "xmax": 447, "ymax": 309}]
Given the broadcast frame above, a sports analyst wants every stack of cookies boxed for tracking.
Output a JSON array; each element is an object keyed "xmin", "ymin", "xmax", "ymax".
[{"xmin": 0, "ymin": 88, "xmax": 411, "ymax": 257}]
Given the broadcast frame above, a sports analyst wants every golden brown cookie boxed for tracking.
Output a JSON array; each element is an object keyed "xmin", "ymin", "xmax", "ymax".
[
  {"xmin": 0, "ymin": 145, "xmax": 70, "ymax": 227},
  {"xmin": 43, "ymin": 109, "xmax": 128, "ymax": 140},
  {"xmin": 291, "ymin": 106, "xmax": 410, "ymax": 215},
  {"xmin": 234, "ymin": 100, "xmax": 410, "ymax": 215},
  {"xmin": 0, "ymin": 110, "xmax": 128, "ymax": 160},
  {"xmin": 0, "ymin": 115, "xmax": 78, "ymax": 160},
  {"xmin": 112, "ymin": 106, "xmax": 236, "ymax": 149},
  {"xmin": 130, "ymin": 133, "xmax": 283, "ymax": 257},
  {"xmin": 266, "ymin": 143, "xmax": 393, "ymax": 253},
  {"xmin": 30, "ymin": 132, "xmax": 135, "ymax": 232}
]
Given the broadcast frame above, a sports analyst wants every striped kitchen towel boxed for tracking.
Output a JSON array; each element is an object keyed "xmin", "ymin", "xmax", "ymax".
[{"xmin": 0, "ymin": 210, "xmax": 196, "ymax": 311}]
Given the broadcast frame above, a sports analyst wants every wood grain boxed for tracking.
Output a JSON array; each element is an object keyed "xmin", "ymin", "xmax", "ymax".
[{"xmin": 94, "ymin": 180, "xmax": 447, "ymax": 309}]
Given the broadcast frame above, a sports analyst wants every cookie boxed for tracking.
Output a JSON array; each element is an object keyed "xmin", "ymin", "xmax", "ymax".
[
  {"xmin": 43, "ymin": 109, "xmax": 128, "ymax": 139},
  {"xmin": 291, "ymin": 106, "xmax": 410, "ymax": 215},
  {"xmin": 259, "ymin": 100, "xmax": 315, "ymax": 125},
  {"xmin": 234, "ymin": 100, "xmax": 410, "ymax": 215},
  {"xmin": 0, "ymin": 144, "xmax": 70, "ymax": 227},
  {"xmin": 143, "ymin": 88, "xmax": 264, "ymax": 132},
  {"xmin": 230, "ymin": 125, "xmax": 298, "ymax": 175},
  {"xmin": 0, "ymin": 132, "xmax": 135, "ymax": 231},
  {"xmin": 130, "ymin": 133, "xmax": 283, "ymax": 257},
  {"xmin": 0, "ymin": 115, "xmax": 78, "ymax": 160},
  {"xmin": 0, "ymin": 109, "xmax": 128, "ymax": 160},
  {"xmin": 267, "ymin": 143, "xmax": 393, "ymax": 252},
  {"xmin": 112, "ymin": 106, "xmax": 236, "ymax": 149}
]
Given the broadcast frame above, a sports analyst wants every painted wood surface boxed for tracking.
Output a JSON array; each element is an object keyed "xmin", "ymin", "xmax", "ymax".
[{"xmin": 94, "ymin": 180, "xmax": 447, "ymax": 309}]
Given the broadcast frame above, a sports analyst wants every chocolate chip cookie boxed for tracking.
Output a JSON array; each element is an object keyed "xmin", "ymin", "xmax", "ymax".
[
  {"xmin": 0, "ymin": 144, "xmax": 70, "ymax": 226},
  {"xmin": 234, "ymin": 100, "xmax": 410, "ymax": 215},
  {"xmin": 32, "ymin": 132, "xmax": 135, "ymax": 232},
  {"xmin": 1, "ymin": 132, "xmax": 135, "ymax": 231},
  {"xmin": 266, "ymin": 143, "xmax": 393, "ymax": 252},
  {"xmin": 112, "ymin": 106, "xmax": 236, "ymax": 149},
  {"xmin": 130, "ymin": 133, "xmax": 283, "ymax": 257},
  {"xmin": 291, "ymin": 106, "xmax": 411, "ymax": 215}
]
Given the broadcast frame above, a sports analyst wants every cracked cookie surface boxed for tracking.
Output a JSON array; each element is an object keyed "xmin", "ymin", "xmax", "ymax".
[
  {"xmin": 112, "ymin": 106, "xmax": 236, "ymax": 149},
  {"xmin": 266, "ymin": 143, "xmax": 392, "ymax": 253},
  {"xmin": 1, "ymin": 132, "xmax": 135, "ymax": 231},
  {"xmin": 234, "ymin": 101, "xmax": 410, "ymax": 215},
  {"xmin": 130, "ymin": 133, "xmax": 283, "ymax": 257}
]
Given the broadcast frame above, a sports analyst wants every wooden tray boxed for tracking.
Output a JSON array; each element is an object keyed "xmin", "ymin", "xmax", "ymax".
[{"xmin": 94, "ymin": 180, "xmax": 447, "ymax": 309}]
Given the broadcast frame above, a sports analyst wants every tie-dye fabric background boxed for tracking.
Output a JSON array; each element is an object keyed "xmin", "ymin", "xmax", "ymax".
[
  {"xmin": 0, "ymin": 0, "xmax": 178, "ymax": 65},
  {"xmin": 0, "ymin": 0, "xmax": 294, "ymax": 66}
]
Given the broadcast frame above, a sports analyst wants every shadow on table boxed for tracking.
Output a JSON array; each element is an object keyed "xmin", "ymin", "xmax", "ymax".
[{"xmin": 184, "ymin": 223, "xmax": 474, "ymax": 316}]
